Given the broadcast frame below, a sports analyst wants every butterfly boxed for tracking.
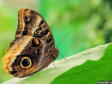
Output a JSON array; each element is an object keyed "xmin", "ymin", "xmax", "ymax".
[{"xmin": 2, "ymin": 8, "xmax": 59, "ymax": 77}]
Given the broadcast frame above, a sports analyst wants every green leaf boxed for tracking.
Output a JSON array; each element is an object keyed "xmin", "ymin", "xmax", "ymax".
[{"xmin": 2, "ymin": 43, "xmax": 110, "ymax": 84}]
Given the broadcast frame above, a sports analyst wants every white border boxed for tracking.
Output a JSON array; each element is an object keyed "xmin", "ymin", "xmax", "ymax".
[{"xmin": 1, "ymin": 84, "xmax": 112, "ymax": 86}]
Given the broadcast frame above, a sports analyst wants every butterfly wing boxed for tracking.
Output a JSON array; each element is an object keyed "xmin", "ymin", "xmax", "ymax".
[
  {"xmin": 37, "ymin": 40, "xmax": 59, "ymax": 70},
  {"xmin": 2, "ymin": 8, "xmax": 59, "ymax": 77},
  {"xmin": 16, "ymin": 8, "xmax": 55, "ymax": 46}
]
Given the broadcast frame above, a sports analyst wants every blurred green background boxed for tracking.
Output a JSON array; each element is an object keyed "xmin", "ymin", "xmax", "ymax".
[{"xmin": 0, "ymin": 0, "xmax": 112, "ymax": 83}]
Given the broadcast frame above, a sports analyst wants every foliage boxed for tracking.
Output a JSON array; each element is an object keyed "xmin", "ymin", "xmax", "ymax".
[
  {"xmin": 0, "ymin": 0, "xmax": 112, "ymax": 84},
  {"xmin": 2, "ymin": 43, "xmax": 111, "ymax": 84}
]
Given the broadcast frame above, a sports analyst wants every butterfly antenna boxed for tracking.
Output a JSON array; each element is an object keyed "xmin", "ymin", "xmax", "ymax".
[
  {"xmin": 56, "ymin": 32, "xmax": 70, "ymax": 60},
  {"xmin": 56, "ymin": 32, "xmax": 70, "ymax": 48},
  {"xmin": 50, "ymin": 57, "xmax": 56, "ymax": 68},
  {"xmin": 59, "ymin": 52, "xmax": 68, "ymax": 61},
  {"xmin": 52, "ymin": 62, "xmax": 56, "ymax": 69}
]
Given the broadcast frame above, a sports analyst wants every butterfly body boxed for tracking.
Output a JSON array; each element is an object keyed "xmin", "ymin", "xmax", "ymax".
[{"xmin": 2, "ymin": 8, "xmax": 59, "ymax": 77}]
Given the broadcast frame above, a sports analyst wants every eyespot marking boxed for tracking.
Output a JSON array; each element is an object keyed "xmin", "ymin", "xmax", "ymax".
[
  {"xmin": 32, "ymin": 38, "xmax": 40, "ymax": 47},
  {"xmin": 24, "ymin": 16, "xmax": 31, "ymax": 23},
  {"xmin": 20, "ymin": 57, "xmax": 32, "ymax": 69}
]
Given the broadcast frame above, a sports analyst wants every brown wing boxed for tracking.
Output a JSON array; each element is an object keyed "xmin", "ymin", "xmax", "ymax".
[
  {"xmin": 3, "ymin": 36, "xmax": 59, "ymax": 77},
  {"xmin": 2, "ymin": 8, "xmax": 59, "ymax": 77},
  {"xmin": 16, "ymin": 8, "xmax": 55, "ymax": 47}
]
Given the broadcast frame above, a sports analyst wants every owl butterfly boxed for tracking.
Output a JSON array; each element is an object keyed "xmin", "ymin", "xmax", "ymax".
[{"xmin": 2, "ymin": 8, "xmax": 59, "ymax": 77}]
